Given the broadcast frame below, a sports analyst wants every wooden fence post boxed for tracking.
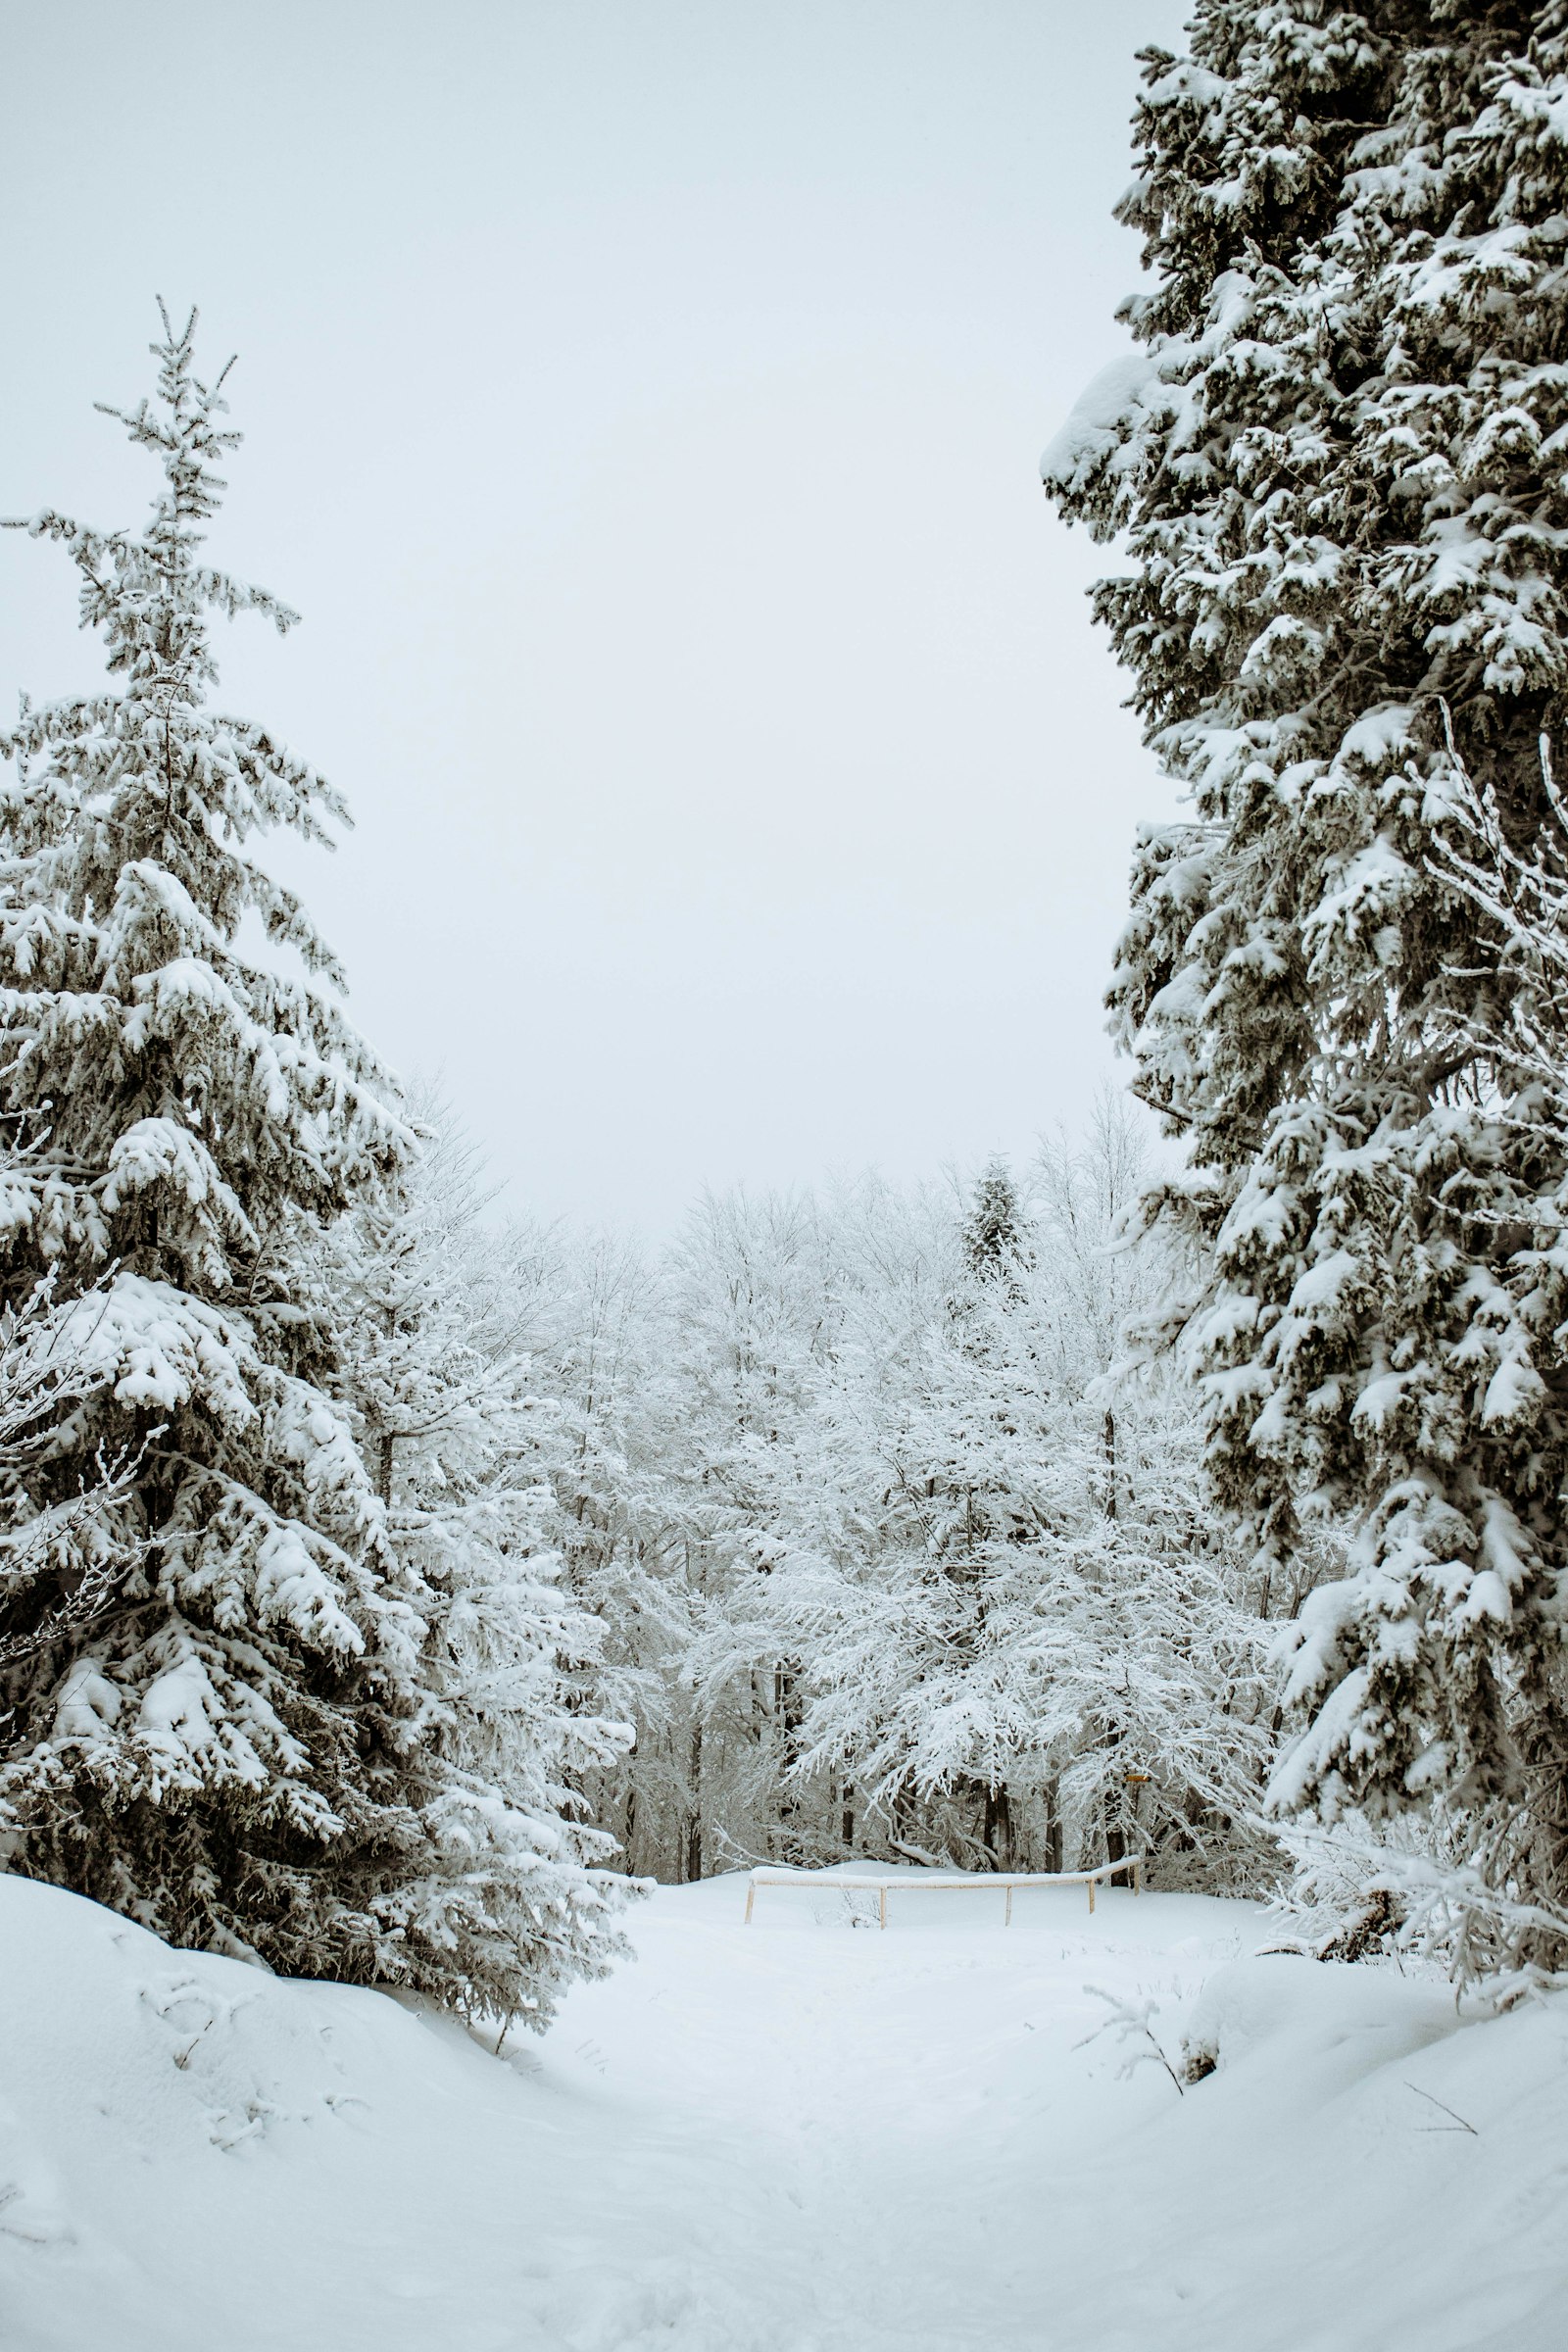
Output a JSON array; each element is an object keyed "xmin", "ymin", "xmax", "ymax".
[
  {"xmin": 879, "ymin": 1885, "xmax": 888, "ymax": 1931},
  {"xmin": 744, "ymin": 1879, "xmax": 756, "ymax": 1925}
]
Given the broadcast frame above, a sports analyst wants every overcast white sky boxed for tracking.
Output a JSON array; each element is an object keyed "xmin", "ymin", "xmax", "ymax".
[{"xmin": 2, "ymin": 0, "xmax": 1190, "ymax": 1228}]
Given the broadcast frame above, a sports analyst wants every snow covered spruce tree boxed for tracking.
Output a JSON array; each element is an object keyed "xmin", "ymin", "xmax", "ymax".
[
  {"xmin": 1045, "ymin": 4, "xmax": 1568, "ymax": 1933},
  {"xmin": 961, "ymin": 1157, "xmax": 1030, "ymax": 1286},
  {"xmin": 0, "ymin": 309, "xmax": 620, "ymax": 2010}
]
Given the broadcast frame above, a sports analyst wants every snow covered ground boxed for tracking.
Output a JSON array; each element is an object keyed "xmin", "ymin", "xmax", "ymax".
[{"xmin": 2, "ymin": 1866, "xmax": 1564, "ymax": 2351}]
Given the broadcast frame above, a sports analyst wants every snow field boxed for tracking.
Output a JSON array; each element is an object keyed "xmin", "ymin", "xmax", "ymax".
[{"xmin": 2, "ymin": 1867, "xmax": 1564, "ymax": 2351}]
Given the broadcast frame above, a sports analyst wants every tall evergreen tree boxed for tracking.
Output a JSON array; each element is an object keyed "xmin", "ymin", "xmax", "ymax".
[
  {"xmin": 1045, "ymin": 3, "xmax": 1568, "ymax": 1928},
  {"xmin": 0, "ymin": 309, "xmax": 459, "ymax": 1982}
]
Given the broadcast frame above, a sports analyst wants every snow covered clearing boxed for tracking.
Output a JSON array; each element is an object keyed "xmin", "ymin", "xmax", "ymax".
[{"xmin": 3, "ymin": 1867, "xmax": 1564, "ymax": 2352}]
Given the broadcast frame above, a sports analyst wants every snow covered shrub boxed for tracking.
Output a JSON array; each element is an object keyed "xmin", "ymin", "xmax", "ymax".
[
  {"xmin": 0, "ymin": 310, "xmax": 623, "ymax": 2018},
  {"xmin": 1045, "ymin": 2, "xmax": 1568, "ymax": 1946},
  {"xmin": 1270, "ymin": 1800, "xmax": 1568, "ymax": 1989},
  {"xmin": 318, "ymin": 1109, "xmax": 635, "ymax": 2018}
]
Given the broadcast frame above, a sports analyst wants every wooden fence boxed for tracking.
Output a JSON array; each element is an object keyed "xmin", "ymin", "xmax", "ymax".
[{"xmin": 742, "ymin": 1855, "xmax": 1146, "ymax": 1928}]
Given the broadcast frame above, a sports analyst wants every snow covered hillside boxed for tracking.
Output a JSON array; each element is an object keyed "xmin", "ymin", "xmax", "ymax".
[{"xmin": 3, "ymin": 1869, "xmax": 1563, "ymax": 2352}]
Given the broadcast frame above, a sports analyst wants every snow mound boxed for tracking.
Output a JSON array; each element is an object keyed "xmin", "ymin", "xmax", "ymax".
[
  {"xmin": 0, "ymin": 1877, "xmax": 493, "ymax": 2347},
  {"xmin": 1180, "ymin": 1950, "xmax": 1456, "ymax": 2084}
]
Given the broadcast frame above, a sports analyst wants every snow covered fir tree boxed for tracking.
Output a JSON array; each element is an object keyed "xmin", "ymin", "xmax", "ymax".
[
  {"xmin": 1045, "ymin": 0, "xmax": 1568, "ymax": 1963},
  {"xmin": 0, "ymin": 311, "xmax": 628, "ymax": 2019}
]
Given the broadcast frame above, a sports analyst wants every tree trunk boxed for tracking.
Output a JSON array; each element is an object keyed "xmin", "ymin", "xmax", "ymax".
[
  {"xmin": 982, "ymin": 1783, "xmax": 1011, "ymax": 1869},
  {"xmin": 892, "ymin": 1782, "xmax": 914, "ymax": 1856},
  {"xmin": 1103, "ymin": 1758, "xmax": 1128, "ymax": 1866},
  {"xmin": 1044, "ymin": 1781, "xmax": 1063, "ymax": 1875},
  {"xmin": 685, "ymin": 1718, "xmax": 703, "ymax": 1884}
]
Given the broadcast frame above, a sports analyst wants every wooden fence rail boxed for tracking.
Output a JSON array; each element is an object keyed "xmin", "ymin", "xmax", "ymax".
[{"xmin": 742, "ymin": 1856, "xmax": 1145, "ymax": 1929}]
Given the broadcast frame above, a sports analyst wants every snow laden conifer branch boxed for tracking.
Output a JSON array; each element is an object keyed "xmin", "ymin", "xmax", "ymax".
[
  {"xmin": 1044, "ymin": 3, "xmax": 1568, "ymax": 1953},
  {"xmin": 1425, "ymin": 710, "xmax": 1568, "ymax": 1112},
  {"xmin": 0, "ymin": 1271, "xmax": 151, "ymax": 1683}
]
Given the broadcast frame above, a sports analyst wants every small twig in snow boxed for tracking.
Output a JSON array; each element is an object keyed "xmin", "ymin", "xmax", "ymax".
[
  {"xmin": 1404, "ymin": 2082, "xmax": 1478, "ymax": 2135},
  {"xmin": 1078, "ymin": 1984, "xmax": 1185, "ymax": 2095},
  {"xmin": 172, "ymin": 2019, "xmax": 213, "ymax": 2071}
]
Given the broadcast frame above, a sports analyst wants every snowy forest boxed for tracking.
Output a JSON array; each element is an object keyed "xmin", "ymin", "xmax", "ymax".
[{"xmin": 5, "ymin": 5, "xmax": 1568, "ymax": 2346}]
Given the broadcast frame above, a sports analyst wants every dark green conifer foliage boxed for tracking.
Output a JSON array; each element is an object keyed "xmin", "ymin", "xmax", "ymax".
[{"xmin": 962, "ymin": 1159, "xmax": 1027, "ymax": 1284}]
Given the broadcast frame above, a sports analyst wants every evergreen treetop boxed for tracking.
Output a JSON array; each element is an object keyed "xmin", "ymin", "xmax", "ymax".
[
  {"xmin": 1, "ymin": 302, "xmax": 402, "ymax": 1286},
  {"xmin": 962, "ymin": 1159, "xmax": 1026, "ymax": 1283}
]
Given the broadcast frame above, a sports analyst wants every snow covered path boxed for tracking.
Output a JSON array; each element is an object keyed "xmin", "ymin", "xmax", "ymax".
[
  {"xmin": 525, "ymin": 1873, "xmax": 1261, "ymax": 2348},
  {"xmin": 4, "ymin": 1870, "xmax": 1565, "ymax": 2351}
]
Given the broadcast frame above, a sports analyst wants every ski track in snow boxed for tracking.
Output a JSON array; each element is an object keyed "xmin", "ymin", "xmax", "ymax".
[{"xmin": 3, "ymin": 1870, "xmax": 1566, "ymax": 2351}]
